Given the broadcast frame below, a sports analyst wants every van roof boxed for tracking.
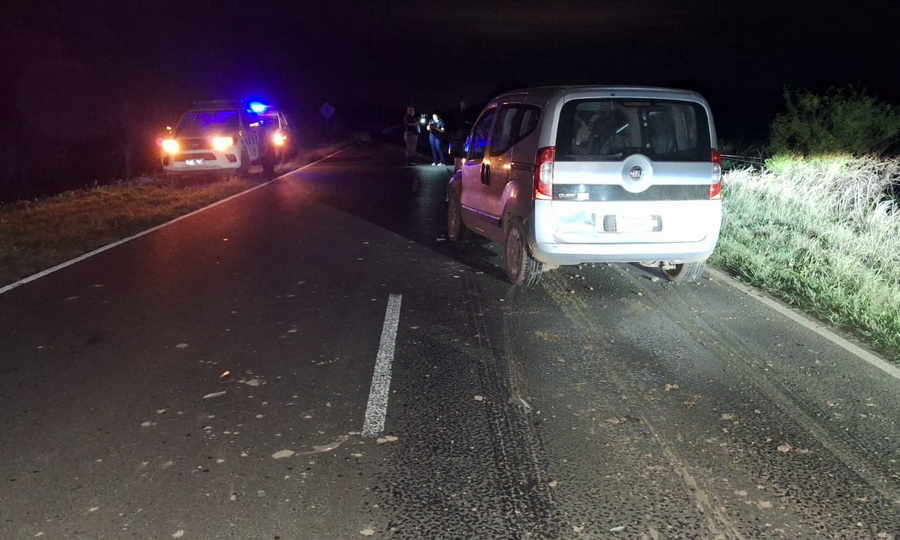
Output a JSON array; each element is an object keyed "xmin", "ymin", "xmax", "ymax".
[{"xmin": 494, "ymin": 85, "xmax": 707, "ymax": 103}]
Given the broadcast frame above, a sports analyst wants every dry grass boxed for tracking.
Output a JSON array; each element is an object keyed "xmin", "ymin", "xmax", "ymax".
[
  {"xmin": 0, "ymin": 176, "xmax": 256, "ymax": 287},
  {"xmin": 0, "ymin": 143, "xmax": 350, "ymax": 288},
  {"xmin": 711, "ymin": 156, "xmax": 900, "ymax": 361}
]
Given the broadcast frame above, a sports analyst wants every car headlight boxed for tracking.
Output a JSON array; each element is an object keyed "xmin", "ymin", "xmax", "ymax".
[
  {"xmin": 161, "ymin": 139, "xmax": 180, "ymax": 154},
  {"xmin": 212, "ymin": 136, "xmax": 234, "ymax": 151},
  {"xmin": 272, "ymin": 132, "xmax": 286, "ymax": 146}
]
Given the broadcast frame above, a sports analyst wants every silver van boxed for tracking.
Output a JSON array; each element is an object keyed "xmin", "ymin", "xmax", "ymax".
[{"xmin": 446, "ymin": 86, "xmax": 723, "ymax": 285}]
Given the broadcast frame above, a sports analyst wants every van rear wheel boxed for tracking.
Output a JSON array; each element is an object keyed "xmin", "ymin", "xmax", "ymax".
[
  {"xmin": 447, "ymin": 191, "xmax": 474, "ymax": 248},
  {"xmin": 661, "ymin": 261, "xmax": 706, "ymax": 283},
  {"xmin": 505, "ymin": 218, "xmax": 542, "ymax": 286}
]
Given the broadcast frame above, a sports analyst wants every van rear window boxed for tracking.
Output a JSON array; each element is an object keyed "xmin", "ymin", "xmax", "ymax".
[{"xmin": 555, "ymin": 99, "xmax": 711, "ymax": 162}]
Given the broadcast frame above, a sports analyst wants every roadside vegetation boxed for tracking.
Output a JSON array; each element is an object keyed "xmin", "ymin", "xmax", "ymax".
[
  {"xmin": 0, "ymin": 145, "xmax": 344, "ymax": 288},
  {"xmin": 711, "ymin": 157, "xmax": 900, "ymax": 360},
  {"xmin": 712, "ymin": 86, "xmax": 900, "ymax": 361}
]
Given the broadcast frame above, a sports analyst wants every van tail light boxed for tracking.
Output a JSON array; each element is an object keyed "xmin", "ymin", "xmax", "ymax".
[
  {"xmin": 709, "ymin": 149, "xmax": 723, "ymax": 200},
  {"xmin": 534, "ymin": 146, "xmax": 555, "ymax": 200}
]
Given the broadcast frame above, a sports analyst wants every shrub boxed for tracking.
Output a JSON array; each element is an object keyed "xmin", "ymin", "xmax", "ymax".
[{"xmin": 769, "ymin": 86, "xmax": 900, "ymax": 156}]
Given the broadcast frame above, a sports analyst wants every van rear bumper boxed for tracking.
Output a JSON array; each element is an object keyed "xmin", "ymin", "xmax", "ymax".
[
  {"xmin": 529, "ymin": 199, "xmax": 721, "ymax": 265},
  {"xmin": 530, "ymin": 237, "xmax": 718, "ymax": 266}
]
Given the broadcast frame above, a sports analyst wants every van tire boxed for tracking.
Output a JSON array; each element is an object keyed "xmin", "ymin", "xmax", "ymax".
[
  {"xmin": 505, "ymin": 218, "xmax": 542, "ymax": 286},
  {"xmin": 662, "ymin": 261, "xmax": 705, "ymax": 283},
  {"xmin": 447, "ymin": 190, "xmax": 474, "ymax": 248}
]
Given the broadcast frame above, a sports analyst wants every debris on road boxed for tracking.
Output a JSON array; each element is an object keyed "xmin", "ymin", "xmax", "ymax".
[
  {"xmin": 272, "ymin": 449, "xmax": 296, "ymax": 459},
  {"xmin": 300, "ymin": 435, "xmax": 351, "ymax": 454},
  {"xmin": 507, "ymin": 396, "xmax": 533, "ymax": 410},
  {"xmin": 202, "ymin": 391, "xmax": 226, "ymax": 399},
  {"xmin": 376, "ymin": 435, "xmax": 399, "ymax": 445}
]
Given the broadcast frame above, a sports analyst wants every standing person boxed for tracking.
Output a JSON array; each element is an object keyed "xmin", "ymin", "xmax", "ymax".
[
  {"xmin": 427, "ymin": 112, "xmax": 446, "ymax": 166},
  {"xmin": 403, "ymin": 106, "xmax": 420, "ymax": 166}
]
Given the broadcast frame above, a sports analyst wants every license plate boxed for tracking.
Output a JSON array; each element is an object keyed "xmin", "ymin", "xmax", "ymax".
[
  {"xmin": 600, "ymin": 215, "xmax": 661, "ymax": 233},
  {"xmin": 185, "ymin": 158, "xmax": 205, "ymax": 166}
]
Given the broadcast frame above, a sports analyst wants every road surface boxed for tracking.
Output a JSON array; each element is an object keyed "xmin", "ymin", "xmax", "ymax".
[{"xmin": 1, "ymin": 142, "xmax": 898, "ymax": 539}]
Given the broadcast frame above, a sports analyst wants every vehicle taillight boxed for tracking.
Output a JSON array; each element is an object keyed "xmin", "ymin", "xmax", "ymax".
[
  {"xmin": 709, "ymin": 149, "xmax": 723, "ymax": 200},
  {"xmin": 534, "ymin": 146, "xmax": 555, "ymax": 200}
]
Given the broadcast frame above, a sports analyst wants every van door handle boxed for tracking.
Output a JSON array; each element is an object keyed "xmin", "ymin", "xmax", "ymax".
[{"xmin": 481, "ymin": 163, "xmax": 491, "ymax": 185}]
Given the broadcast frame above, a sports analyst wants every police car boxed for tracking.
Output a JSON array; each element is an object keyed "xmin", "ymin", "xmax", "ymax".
[{"xmin": 160, "ymin": 100, "xmax": 293, "ymax": 177}]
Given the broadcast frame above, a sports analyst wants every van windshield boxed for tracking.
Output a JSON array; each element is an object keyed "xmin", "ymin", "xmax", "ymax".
[{"xmin": 555, "ymin": 99, "xmax": 711, "ymax": 162}]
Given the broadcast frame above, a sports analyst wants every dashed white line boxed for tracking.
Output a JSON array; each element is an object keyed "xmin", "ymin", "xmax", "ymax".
[{"xmin": 362, "ymin": 294, "xmax": 402, "ymax": 437}]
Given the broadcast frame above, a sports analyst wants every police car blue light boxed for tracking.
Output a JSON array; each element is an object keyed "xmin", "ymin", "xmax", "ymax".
[{"xmin": 248, "ymin": 101, "xmax": 268, "ymax": 114}]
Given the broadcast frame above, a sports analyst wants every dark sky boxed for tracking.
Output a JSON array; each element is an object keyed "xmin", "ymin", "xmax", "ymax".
[{"xmin": 3, "ymin": 0, "xmax": 899, "ymax": 141}]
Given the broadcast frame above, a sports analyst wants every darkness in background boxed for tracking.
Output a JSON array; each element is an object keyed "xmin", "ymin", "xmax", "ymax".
[{"xmin": 1, "ymin": 0, "xmax": 897, "ymax": 201}]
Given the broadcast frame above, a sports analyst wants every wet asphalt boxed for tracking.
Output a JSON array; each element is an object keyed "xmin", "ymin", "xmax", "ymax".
[{"xmin": 0, "ymin": 142, "xmax": 898, "ymax": 539}]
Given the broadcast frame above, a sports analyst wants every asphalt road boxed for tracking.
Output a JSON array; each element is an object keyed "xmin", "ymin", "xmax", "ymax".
[{"xmin": 1, "ymin": 142, "xmax": 898, "ymax": 539}]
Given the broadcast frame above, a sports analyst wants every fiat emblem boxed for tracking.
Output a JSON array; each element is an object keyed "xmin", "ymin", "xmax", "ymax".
[{"xmin": 629, "ymin": 166, "xmax": 644, "ymax": 180}]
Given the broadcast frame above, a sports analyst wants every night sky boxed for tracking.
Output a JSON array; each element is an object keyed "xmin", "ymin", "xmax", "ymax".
[{"xmin": 3, "ymin": 0, "xmax": 899, "ymax": 145}]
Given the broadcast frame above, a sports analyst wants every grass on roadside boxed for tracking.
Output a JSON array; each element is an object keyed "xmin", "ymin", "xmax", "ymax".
[
  {"xmin": 0, "ymin": 142, "xmax": 348, "ymax": 288},
  {"xmin": 710, "ymin": 156, "xmax": 900, "ymax": 361},
  {"xmin": 0, "ymin": 176, "xmax": 257, "ymax": 287}
]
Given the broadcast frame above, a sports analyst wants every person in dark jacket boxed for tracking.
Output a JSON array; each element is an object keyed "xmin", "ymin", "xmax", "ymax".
[{"xmin": 403, "ymin": 106, "xmax": 420, "ymax": 166}]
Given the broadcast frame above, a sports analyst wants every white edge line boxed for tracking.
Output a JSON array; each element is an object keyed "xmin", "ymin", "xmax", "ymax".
[
  {"xmin": 0, "ymin": 147, "xmax": 351, "ymax": 297},
  {"xmin": 362, "ymin": 294, "xmax": 403, "ymax": 437},
  {"xmin": 707, "ymin": 267, "xmax": 900, "ymax": 381}
]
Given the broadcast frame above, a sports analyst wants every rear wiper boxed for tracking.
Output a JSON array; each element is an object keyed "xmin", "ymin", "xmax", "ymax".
[{"xmin": 585, "ymin": 152, "xmax": 624, "ymax": 159}]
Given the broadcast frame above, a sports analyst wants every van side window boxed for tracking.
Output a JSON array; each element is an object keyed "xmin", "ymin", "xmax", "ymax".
[
  {"xmin": 518, "ymin": 107, "xmax": 540, "ymax": 140},
  {"xmin": 469, "ymin": 108, "xmax": 496, "ymax": 161},
  {"xmin": 490, "ymin": 105, "xmax": 541, "ymax": 156}
]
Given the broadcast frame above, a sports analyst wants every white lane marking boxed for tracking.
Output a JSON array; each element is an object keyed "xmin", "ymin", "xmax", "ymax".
[
  {"xmin": 362, "ymin": 294, "xmax": 402, "ymax": 437},
  {"xmin": 0, "ymin": 148, "xmax": 351, "ymax": 297},
  {"xmin": 708, "ymin": 268, "xmax": 900, "ymax": 381}
]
